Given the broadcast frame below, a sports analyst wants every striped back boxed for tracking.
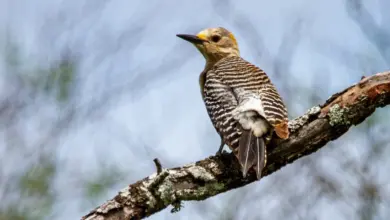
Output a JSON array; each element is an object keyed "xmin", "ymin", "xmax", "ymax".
[
  {"xmin": 212, "ymin": 56, "xmax": 288, "ymax": 127},
  {"xmin": 202, "ymin": 56, "xmax": 289, "ymax": 151}
]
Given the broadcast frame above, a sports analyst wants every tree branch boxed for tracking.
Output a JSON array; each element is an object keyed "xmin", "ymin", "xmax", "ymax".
[{"xmin": 82, "ymin": 71, "xmax": 390, "ymax": 220}]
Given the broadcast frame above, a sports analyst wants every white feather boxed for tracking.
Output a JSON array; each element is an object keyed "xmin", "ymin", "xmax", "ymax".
[
  {"xmin": 232, "ymin": 96, "xmax": 270, "ymax": 137},
  {"xmin": 232, "ymin": 96, "xmax": 266, "ymax": 118}
]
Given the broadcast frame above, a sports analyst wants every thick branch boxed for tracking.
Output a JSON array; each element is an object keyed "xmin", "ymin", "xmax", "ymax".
[{"xmin": 82, "ymin": 71, "xmax": 390, "ymax": 220}]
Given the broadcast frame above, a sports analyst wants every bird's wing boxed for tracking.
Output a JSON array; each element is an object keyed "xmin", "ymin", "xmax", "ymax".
[
  {"xmin": 203, "ymin": 71, "xmax": 239, "ymax": 142},
  {"xmin": 213, "ymin": 56, "xmax": 289, "ymax": 140},
  {"xmin": 258, "ymin": 84, "xmax": 289, "ymax": 139}
]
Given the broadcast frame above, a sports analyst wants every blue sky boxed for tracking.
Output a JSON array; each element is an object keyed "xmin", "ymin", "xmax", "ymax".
[{"xmin": 1, "ymin": 0, "xmax": 390, "ymax": 219}]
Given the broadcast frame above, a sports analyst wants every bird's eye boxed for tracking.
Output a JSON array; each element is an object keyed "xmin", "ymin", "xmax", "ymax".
[{"xmin": 211, "ymin": 35, "xmax": 221, "ymax": 42}]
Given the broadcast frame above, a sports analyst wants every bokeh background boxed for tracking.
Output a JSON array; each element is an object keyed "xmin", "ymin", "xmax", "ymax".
[{"xmin": 1, "ymin": 0, "xmax": 390, "ymax": 219}]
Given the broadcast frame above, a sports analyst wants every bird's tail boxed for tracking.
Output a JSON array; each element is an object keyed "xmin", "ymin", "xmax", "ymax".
[{"xmin": 237, "ymin": 130, "xmax": 266, "ymax": 179}]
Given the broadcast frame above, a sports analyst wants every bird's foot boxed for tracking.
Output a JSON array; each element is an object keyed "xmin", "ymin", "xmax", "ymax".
[
  {"xmin": 215, "ymin": 149, "xmax": 228, "ymax": 156},
  {"xmin": 216, "ymin": 139, "xmax": 225, "ymax": 156}
]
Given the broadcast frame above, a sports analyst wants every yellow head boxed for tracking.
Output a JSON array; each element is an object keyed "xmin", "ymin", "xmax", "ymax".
[{"xmin": 177, "ymin": 27, "xmax": 240, "ymax": 63}]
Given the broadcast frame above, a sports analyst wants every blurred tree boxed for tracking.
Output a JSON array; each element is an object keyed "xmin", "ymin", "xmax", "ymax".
[
  {"xmin": 0, "ymin": 35, "xmax": 119, "ymax": 219},
  {"xmin": 1, "ymin": 0, "xmax": 390, "ymax": 220}
]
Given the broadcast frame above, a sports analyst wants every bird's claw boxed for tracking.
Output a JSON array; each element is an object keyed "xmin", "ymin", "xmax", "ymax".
[
  {"xmin": 216, "ymin": 138, "xmax": 225, "ymax": 156},
  {"xmin": 215, "ymin": 149, "xmax": 227, "ymax": 156}
]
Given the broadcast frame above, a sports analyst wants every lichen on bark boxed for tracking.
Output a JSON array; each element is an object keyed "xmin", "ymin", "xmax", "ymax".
[{"xmin": 328, "ymin": 104, "xmax": 351, "ymax": 126}]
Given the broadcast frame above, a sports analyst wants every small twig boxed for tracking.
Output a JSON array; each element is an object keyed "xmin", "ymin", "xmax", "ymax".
[
  {"xmin": 148, "ymin": 158, "xmax": 168, "ymax": 191},
  {"xmin": 171, "ymin": 200, "xmax": 183, "ymax": 213},
  {"xmin": 153, "ymin": 158, "xmax": 162, "ymax": 174}
]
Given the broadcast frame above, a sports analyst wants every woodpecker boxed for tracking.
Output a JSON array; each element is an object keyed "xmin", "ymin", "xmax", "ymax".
[{"xmin": 177, "ymin": 27, "xmax": 289, "ymax": 179}]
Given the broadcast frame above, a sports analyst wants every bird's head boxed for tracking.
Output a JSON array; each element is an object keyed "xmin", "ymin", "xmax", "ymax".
[{"xmin": 177, "ymin": 27, "xmax": 240, "ymax": 64}]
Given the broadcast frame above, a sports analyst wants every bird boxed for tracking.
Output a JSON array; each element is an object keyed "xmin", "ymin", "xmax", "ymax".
[{"xmin": 176, "ymin": 27, "xmax": 289, "ymax": 179}]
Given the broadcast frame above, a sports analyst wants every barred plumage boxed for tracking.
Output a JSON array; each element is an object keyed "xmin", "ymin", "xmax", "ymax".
[
  {"xmin": 177, "ymin": 27, "xmax": 289, "ymax": 179},
  {"xmin": 204, "ymin": 55, "xmax": 288, "ymax": 145}
]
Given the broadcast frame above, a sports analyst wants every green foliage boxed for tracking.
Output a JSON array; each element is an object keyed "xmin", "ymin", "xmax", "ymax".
[
  {"xmin": 1, "ymin": 34, "xmax": 77, "ymax": 220},
  {"xmin": 3, "ymin": 39, "xmax": 21, "ymax": 70},
  {"xmin": 0, "ymin": 160, "xmax": 56, "ymax": 220},
  {"xmin": 3, "ymin": 38, "xmax": 76, "ymax": 103},
  {"xmin": 84, "ymin": 166, "xmax": 124, "ymax": 201},
  {"xmin": 17, "ymin": 159, "xmax": 56, "ymax": 220},
  {"xmin": 0, "ymin": 207, "xmax": 28, "ymax": 220},
  {"xmin": 44, "ymin": 59, "xmax": 75, "ymax": 102},
  {"xmin": 19, "ymin": 161, "xmax": 55, "ymax": 197}
]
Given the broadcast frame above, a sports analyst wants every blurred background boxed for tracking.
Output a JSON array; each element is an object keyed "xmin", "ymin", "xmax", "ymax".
[{"xmin": 1, "ymin": 0, "xmax": 390, "ymax": 219}]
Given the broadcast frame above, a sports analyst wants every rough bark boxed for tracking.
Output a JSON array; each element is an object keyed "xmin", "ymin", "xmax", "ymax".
[{"xmin": 82, "ymin": 71, "xmax": 390, "ymax": 220}]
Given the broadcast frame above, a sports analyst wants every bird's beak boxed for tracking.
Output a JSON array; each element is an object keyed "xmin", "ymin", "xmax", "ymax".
[{"xmin": 176, "ymin": 34, "xmax": 206, "ymax": 44}]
